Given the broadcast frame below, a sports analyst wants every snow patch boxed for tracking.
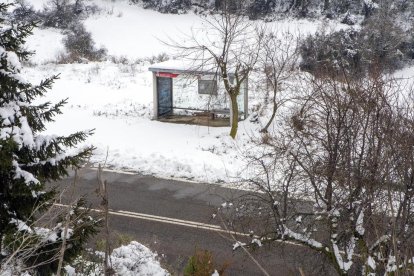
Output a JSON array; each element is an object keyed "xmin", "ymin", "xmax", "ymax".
[
  {"xmin": 356, "ymin": 211, "xmax": 365, "ymax": 236},
  {"xmin": 232, "ymin": 241, "xmax": 246, "ymax": 250},
  {"xmin": 105, "ymin": 241, "xmax": 168, "ymax": 276}
]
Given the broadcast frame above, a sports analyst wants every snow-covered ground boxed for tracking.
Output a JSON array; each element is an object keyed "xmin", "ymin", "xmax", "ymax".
[
  {"xmin": 23, "ymin": 62, "xmax": 247, "ymax": 182},
  {"xmin": 24, "ymin": 0, "xmax": 412, "ymax": 184}
]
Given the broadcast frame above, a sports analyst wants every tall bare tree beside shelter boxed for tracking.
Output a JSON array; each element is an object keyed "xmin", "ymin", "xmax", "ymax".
[
  {"xmin": 259, "ymin": 29, "xmax": 299, "ymax": 133},
  {"xmin": 168, "ymin": 2, "xmax": 264, "ymax": 138}
]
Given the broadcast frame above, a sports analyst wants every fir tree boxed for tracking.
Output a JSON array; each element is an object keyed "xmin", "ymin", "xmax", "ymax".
[{"xmin": 0, "ymin": 2, "xmax": 99, "ymax": 273}]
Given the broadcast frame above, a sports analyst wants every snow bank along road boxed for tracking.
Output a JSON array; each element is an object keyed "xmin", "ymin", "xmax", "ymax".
[{"xmin": 51, "ymin": 168, "xmax": 333, "ymax": 275}]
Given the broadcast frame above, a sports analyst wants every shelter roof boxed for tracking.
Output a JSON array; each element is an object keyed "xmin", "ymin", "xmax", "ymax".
[{"xmin": 149, "ymin": 59, "xmax": 219, "ymax": 75}]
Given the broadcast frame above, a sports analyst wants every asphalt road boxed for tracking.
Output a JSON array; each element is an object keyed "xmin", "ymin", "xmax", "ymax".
[{"xmin": 51, "ymin": 168, "xmax": 334, "ymax": 276}]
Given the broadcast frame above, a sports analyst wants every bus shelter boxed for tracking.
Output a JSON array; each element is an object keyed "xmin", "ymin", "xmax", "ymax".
[{"xmin": 148, "ymin": 60, "xmax": 248, "ymax": 126}]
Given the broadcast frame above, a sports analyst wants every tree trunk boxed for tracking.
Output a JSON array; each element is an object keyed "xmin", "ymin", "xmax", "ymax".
[
  {"xmin": 261, "ymin": 89, "xmax": 278, "ymax": 133},
  {"xmin": 230, "ymin": 94, "xmax": 239, "ymax": 139}
]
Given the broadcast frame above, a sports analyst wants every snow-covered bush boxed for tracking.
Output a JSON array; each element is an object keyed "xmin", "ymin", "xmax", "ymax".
[
  {"xmin": 130, "ymin": 0, "xmax": 414, "ymax": 23},
  {"xmin": 247, "ymin": 0, "xmax": 275, "ymax": 19},
  {"xmin": 41, "ymin": 0, "xmax": 83, "ymax": 29},
  {"xmin": 109, "ymin": 241, "xmax": 169, "ymax": 276},
  {"xmin": 11, "ymin": 0, "xmax": 39, "ymax": 23},
  {"xmin": 358, "ymin": 12, "xmax": 407, "ymax": 72},
  {"xmin": 137, "ymin": 0, "xmax": 192, "ymax": 14},
  {"xmin": 67, "ymin": 242, "xmax": 169, "ymax": 276},
  {"xmin": 362, "ymin": 0, "xmax": 379, "ymax": 17},
  {"xmin": 62, "ymin": 22, "xmax": 107, "ymax": 62},
  {"xmin": 146, "ymin": 52, "xmax": 169, "ymax": 64},
  {"xmin": 299, "ymin": 28, "xmax": 364, "ymax": 78},
  {"xmin": 300, "ymin": 14, "xmax": 407, "ymax": 78},
  {"xmin": 39, "ymin": 0, "xmax": 99, "ymax": 28}
]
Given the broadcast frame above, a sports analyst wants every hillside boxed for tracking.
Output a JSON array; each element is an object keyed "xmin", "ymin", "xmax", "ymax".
[
  {"xmin": 20, "ymin": 0, "xmax": 346, "ymax": 183},
  {"xmin": 17, "ymin": 0, "xmax": 414, "ymax": 183}
]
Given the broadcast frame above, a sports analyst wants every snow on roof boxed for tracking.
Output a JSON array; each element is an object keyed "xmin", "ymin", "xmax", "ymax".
[{"xmin": 148, "ymin": 59, "xmax": 218, "ymax": 75}]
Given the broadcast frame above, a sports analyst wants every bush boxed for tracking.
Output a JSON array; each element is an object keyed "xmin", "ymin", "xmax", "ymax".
[
  {"xmin": 247, "ymin": 0, "xmax": 276, "ymax": 19},
  {"xmin": 299, "ymin": 29, "xmax": 363, "ymax": 78},
  {"xmin": 41, "ymin": 0, "xmax": 80, "ymax": 28},
  {"xmin": 138, "ymin": 0, "xmax": 192, "ymax": 14},
  {"xmin": 95, "ymin": 232, "xmax": 134, "ymax": 252},
  {"xmin": 402, "ymin": 36, "xmax": 414, "ymax": 60},
  {"xmin": 40, "ymin": 0, "xmax": 100, "ymax": 29},
  {"xmin": 358, "ymin": 13, "xmax": 406, "ymax": 71},
  {"xmin": 62, "ymin": 22, "xmax": 107, "ymax": 62},
  {"xmin": 12, "ymin": 0, "xmax": 40, "ymax": 23},
  {"xmin": 129, "ymin": 0, "xmax": 414, "ymax": 21},
  {"xmin": 183, "ymin": 249, "xmax": 229, "ymax": 276},
  {"xmin": 146, "ymin": 52, "xmax": 169, "ymax": 64},
  {"xmin": 300, "ymin": 13, "xmax": 408, "ymax": 78}
]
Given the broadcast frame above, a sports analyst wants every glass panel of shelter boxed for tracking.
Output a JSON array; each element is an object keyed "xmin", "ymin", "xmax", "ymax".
[
  {"xmin": 157, "ymin": 77, "xmax": 173, "ymax": 116},
  {"xmin": 158, "ymin": 74, "xmax": 246, "ymax": 119}
]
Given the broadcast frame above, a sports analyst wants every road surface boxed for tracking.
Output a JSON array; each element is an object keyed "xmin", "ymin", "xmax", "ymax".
[{"xmin": 52, "ymin": 168, "xmax": 334, "ymax": 276}]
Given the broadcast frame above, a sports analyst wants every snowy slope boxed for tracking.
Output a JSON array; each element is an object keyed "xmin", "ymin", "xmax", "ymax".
[
  {"xmin": 23, "ymin": 62, "xmax": 245, "ymax": 182},
  {"xmin": 26, "ymin": 0, "xmax": 345, "ymax": 63},
  {"xmin": 22, "ymin": 0, "xmax": 367, "ymax": 183},
  {"xmin": 84, "ymin": 1, "xmax": 204, "ymax": 59},
  {"xmin": 25, "ymin": 28, "xmax": 65, "ymax": 64}
]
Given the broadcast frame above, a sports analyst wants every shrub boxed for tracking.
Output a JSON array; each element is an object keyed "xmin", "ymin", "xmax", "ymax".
[
  {"xmin": 40, "ymin": 0, "xmax": 100, "ymax": 29},
  {"xmin": 146, "ymin": 52, "xmax": 169, "ymax": 64},
  {"xmin": 129, "ymin": 0, "xmax": 414, "ymax": 21},
  {"xmin": 300, "ymin": 13, "xmax": 408, "ymax": 78},
  {"xmin": 358, "ymin": 12, "xmax": 406, "ymax": 71},
  {"xmin": 184, "ymin": 250, "xmax": 214, "ymax": 276},
  {"xmin": 12, "ymin": 0, "xmax": 39, "ymax": 23},
  {"xmin": 402, "ymin": 36, "xmax": 414, "ymax": 60},
  {"xmin": 183, "ymin": 249, "xmax": 229, "ymax": 276},
  {"xmin": 299, "ymin": 29, "xmax": 363, "ymax": 79},
  {"xmin": 95, "ymin": 232, "xmax": 134, "ymax": 252},
  {"xmin": 62, "ymin": 22, "xmax": 107, "ymax": 62},
  {"xmin": 41, "ymin": 0, "xmax": 81, "ymax": 29},
  {"xmin": 247, "ymin": 0, "xmax": 276, "ymax": 19},
  {"xmin": 139, "ymin": 0, "xmax": 192, "ymax": 14}
]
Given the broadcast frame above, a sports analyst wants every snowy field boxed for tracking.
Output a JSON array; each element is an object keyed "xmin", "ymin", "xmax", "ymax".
[{"xmin": 24, "ymin": 0, "xmax": 412, "ymax": 184}]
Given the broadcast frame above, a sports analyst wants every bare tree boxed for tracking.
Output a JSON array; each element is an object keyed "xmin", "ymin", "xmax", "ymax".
[
  {"xmin": 259, "ymin": 29, "xmax": 299, "ymax": 133},
  {"xmin": 56, "ymin": 170, "xmax": 79, "ymax": 276},
  {"xmin": 168, "ymin": 2, "xmax": 265, "ymax": 138},
  {"xmin": 222, "ymin": 68, "xmax": 414, "ymax": 275}
]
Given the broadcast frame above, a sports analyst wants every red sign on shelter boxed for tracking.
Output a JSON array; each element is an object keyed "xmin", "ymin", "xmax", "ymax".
[{"xmin": 156, "ymin": 72, "xmax": 179, "ymax": 78}]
